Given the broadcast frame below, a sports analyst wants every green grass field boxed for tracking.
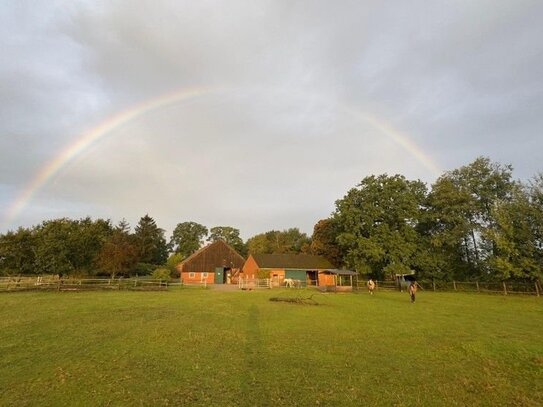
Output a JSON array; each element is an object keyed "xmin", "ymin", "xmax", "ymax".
[{"xmin": 1, "ymin": 288, "xmax": 541, "ymax": 406}]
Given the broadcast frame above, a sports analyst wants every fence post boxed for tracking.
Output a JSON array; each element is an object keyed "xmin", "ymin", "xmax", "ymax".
[
  {"xmin": 432, "ymin": 280, "xmax": 436, "ymax": 292},
  {"xmin": 476, "ymin": 281, "xmax": 480, "ymax": 292},
  {"xmin": 535, "ymin": 281, "xmax": 540, "ymax": 297},
  {"xmin": 503, "ymin": 282, "xmax": 507, "ymax": 296},
  {"xmin": 453, "ymin": 281, "xmax": 457, "ymax": 291}
]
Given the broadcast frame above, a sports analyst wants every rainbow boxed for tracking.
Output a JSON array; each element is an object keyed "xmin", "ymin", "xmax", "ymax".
[
  {"xmin": 2, "ymin": 85, "xmax": 441, "ymax": 230},
  {"xmin": 2, "ymin": 86, "xmax": 218, "ymax": 230},
  {"xmin": 360, "ymin": 113, "xmax": 440, "ymax": 175}
]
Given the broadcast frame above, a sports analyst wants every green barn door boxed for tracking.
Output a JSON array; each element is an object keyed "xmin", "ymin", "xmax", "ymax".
[
  {"xmin": 285, "ymin": 270, "xmax": 307, "ymax": 281},
  {"xmin": 215, "ymin": 267, "xmax": 224, "ymax": 284}
]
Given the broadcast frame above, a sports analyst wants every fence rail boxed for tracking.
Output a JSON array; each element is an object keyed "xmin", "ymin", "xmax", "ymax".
[
  {"xmin": 238, "ymin": 278, "xmax": 271, "ymax": 290},
  {"xmin": 357, "ymin": 279, "xmax": 541, "ymax": 296},
  {"xmin": 0, "ymin": 277, "xmax": 169, "ymax": 292},
  {"xmin": 2, "ymin": 276, "xmax": 539, "ymax": 296}
]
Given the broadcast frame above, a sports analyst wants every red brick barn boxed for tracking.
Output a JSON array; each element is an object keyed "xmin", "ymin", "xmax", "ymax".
[
  {"xmin": 242, "ymin": 253, "xmax": 338, "ymax": 287},
  {"xmin": 177, "ymin": 240, "xmax": 245, "ymax": 285}
]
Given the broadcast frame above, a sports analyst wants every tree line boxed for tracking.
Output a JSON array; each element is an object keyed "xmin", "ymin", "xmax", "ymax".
[
  {"xmin": 0, "ymin": 214, "xmax": 312, "ymax": 278},
  {"xmin": 1, "ymin": 157, "xmax": 542, "ymax": 284},
  {"xmin": 322, "ymin": 157, "xmax": 543, "ymax": 284}
]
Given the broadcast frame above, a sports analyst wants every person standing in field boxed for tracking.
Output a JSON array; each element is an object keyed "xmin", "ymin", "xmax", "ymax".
[
  {"xmin": 367, "ymin": 279, "xmax": 376, "ymax": 295},
  {"xmin": 409, "ymin": 281, "xmax": 418, "ymax": 303}
]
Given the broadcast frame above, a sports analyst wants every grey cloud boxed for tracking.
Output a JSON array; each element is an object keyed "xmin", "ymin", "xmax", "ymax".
[{"xmin": 2, "ymin": 0, "xmax": 543, "ymax": 236}]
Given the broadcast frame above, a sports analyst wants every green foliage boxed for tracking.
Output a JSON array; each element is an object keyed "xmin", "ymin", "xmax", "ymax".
[
  {"xmin": 133, "ymin": 215, "xmax": 168, "ymax": 265},
  {"xmin": 33, "ymin": 219, "xmax": 73, "ymax": 276},
  {"xmin": 486, "ymin": 182, "xmax": 543, "ymax": 281},
  {"xmin": 246, "ymin": 228, "xmax": 311, "ymax": 255},
  {"xmin": 245, "ymin": 233, "xmax": 269, "ymax": 254},
  {"xmin": 310, "ymin": 219, "xmax": 343, "ymax": 267},
  {"xmin": 208, "ymin": 226, "xmax": 247, "ymax": 255},
  {"xmin": 426, "ymin": 157, "xmax": 516, "ymax": 280},
  {"xmin": 382, "ymin": 262, "xmax": 413, "ymax": 276},
  {"xmin": 133, "ymin": 262, "xmax": 155, "ymax": 276},
  {"xmin": 33, "ymin": 217, "xmax": 113, "ymax": 277},
  {"xmin": 169, "ymin": 221, "xmax": 208, "ymax": 257},
  {"xmin": 165, "ymin": 252, "xmax": 184, "ymax": 278},
  {"xmin": 151, "ymin": 267, "xmax": 172, "ymax": 280},
  {"xmin": 1, "ymin": 157, "xmax": 542, "ymax": 286},
  {"xmin": 334, "ymin": 174, "xmax": 427, "ymax": 279},
  {"xmin": 424, "ymin": 177, "xmax": 474, "ymax": 279},
  {"xmin": 0, "ymin": 216, "xmax": 168, "ymax": 278},
  {"xmin": 96, "ymin": 225, "xmax": 138, "ymax": 278},
  {"xmin": 0, "ymin": 227, "xmax": 36, "ymax": 275}
]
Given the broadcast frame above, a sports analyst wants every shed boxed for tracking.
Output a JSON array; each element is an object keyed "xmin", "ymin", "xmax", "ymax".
[
  {"xmin": 177, "ymin": 240, "xmax": 245, "ymax": 285},
  {"xmin": 318, "ymin": 269, "xmax": 358, "ymax": 291}
]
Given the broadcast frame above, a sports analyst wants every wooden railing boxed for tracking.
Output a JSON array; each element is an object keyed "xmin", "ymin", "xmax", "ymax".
[
  {"xmin": 0, "ymin": 277, "xmax": 169, "ymax": 292},
  {"xmin": 356, "ymin": 280, "xmax": 540, "ymax": 296}
]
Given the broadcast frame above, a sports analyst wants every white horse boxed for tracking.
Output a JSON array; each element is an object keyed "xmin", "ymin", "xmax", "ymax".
[{"xmin": 284, "ymin": 278, "xmax": 300, "ymax": 288}]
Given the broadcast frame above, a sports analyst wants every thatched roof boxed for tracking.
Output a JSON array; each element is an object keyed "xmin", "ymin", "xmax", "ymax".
[
  {"xmin": 251, "ymin": 253, "xmax": 335, "ymax": 270},
  {"xmin": 178, "ymin": 240, "xmax": 245, "ymax": 273}
]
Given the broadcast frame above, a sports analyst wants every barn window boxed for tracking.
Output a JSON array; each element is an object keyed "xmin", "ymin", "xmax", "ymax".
[
  {"xmin": 189, "ymin": 272, "xmax": 195, "ymax": 278},
  {"xmin": 202, "ymin": 272, "xmax": 208, "ymax": 278}
]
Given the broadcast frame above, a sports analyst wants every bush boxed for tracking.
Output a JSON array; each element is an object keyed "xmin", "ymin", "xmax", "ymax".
[
  {"xmin": 166, "ymin": 253, "xmax": 184, "ymax": 278},
  {"xmin": 133, "ymin": 263, "xmax": 155, "ymax": 276},
  {"xmin": 152, "ymin": 267, "xmax": 172, "ymax": 280}
]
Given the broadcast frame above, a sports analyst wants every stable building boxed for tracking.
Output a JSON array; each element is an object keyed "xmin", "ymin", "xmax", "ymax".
[
  {"xmin": 242, "ymin": 253, "xmax": 345, "ymax": 287},
  {"xmin": 177, "ymin": 240, "xmax": 245, "ymax": 285}
]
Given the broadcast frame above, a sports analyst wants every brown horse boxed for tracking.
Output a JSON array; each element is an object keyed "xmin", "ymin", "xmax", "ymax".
[{"xmin": 367, "ymin": 279, "xmax": 376, "ymax": 295}]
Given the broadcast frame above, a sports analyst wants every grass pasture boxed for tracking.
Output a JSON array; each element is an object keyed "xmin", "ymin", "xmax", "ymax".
[{"xmin": 1, "ymin": 288, "xmax": 541, "ymax": 406}]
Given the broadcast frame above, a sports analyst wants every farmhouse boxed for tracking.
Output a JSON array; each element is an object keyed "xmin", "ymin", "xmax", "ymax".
[
  {"xmin": 242, "ymin": 253, "xmax": 355, "ymax": 288},
  {"xmin": 177, "ymin": 240, "xmax": 245, "ymax": 285}
]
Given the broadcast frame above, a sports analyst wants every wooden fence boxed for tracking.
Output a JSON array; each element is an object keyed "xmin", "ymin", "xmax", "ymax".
[
  {"xmin": 357, "ymin": 279, "xmax": 541, "ymax": 296},
  {"xmin": 238, "ymin": 278, "xmax": 271, "ymax": 290},
  {"xmin": 3, "ymin": 276, "xmax": 539, "ymax": 296},
  {"xmin": 0, "ymin": 276, "xmax": 169, "ymax": 292}
]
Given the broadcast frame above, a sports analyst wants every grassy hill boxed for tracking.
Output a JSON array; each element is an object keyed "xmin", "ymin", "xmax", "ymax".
[{"xmin": 1, "ymin": 288, "xmax": 541, "ymax": 406}]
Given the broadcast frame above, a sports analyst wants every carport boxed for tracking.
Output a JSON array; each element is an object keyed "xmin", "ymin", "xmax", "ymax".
[{"xmin": 318, "ymin": 269, "xmax": 358, "ymax": 291}]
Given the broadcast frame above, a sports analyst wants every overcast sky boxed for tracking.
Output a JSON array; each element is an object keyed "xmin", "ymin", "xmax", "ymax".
[{"xmin": 1, "ymin": 0, "xmax": 542, "ymax": 239}]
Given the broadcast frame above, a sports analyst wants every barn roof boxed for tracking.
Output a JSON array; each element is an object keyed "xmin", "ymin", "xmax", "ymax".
[
  {"xmin": 321, "ymin": 269, "xmax": 357, "ymax": 276},
  {"xmin": 251, "ymin": 253, "xmax": 335, "ymax": 270},
  {"xmin": 178, "ymin": 240, "xmax": 245, "ymax": 273}
]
